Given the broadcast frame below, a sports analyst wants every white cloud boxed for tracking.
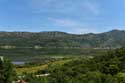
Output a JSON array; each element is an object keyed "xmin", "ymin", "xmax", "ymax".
[
  {"xmin": 50, "ymin": 18, "xmax": 81, "ymax": 27},
  {"xmin": 30, "ymin": 0, "xmax": 100, "ymax": 15},
  {"xmin": 71, "ymin": 28, "xmax": 98, "ymax": 34},
  {"xmin": 49, "ymin": 18, "xmax": 98, "ymax": 34},
  {"xmin": 29, "ymin": 0, "xmax": 101, "ymax": 34}
]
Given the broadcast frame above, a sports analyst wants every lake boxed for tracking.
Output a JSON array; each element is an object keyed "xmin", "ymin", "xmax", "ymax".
[{"xmin": 12, "ymin": 61, "xmax": 25, "ymax": 65}]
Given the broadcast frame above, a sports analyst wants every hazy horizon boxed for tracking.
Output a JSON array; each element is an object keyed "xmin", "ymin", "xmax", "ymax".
[{"xmin": 0, "ymin": 29, "xmax": 124, "ymax": 35}]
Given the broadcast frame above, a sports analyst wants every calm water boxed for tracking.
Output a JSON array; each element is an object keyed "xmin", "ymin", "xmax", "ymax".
[{"xmin": 12, "ymin": 61, "xmax": 25, "ymax": 65}]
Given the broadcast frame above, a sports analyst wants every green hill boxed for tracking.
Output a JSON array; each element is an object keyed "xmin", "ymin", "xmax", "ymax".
[
  {"xmin": 0, "ymin": 30, "xmax": 125, "ymax": 48},
  {"xmin": 23, "ymin": 48, "xmax": 125, "ymax": 83},
  {"xmin": 44, "ymin": 48, "xmax": 125, "ymax": 83}
]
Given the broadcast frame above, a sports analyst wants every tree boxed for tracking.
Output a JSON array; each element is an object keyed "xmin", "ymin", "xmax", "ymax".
[
  {"xmin": 0, "ymin": 57, "xmax": 17, "ymax": 83},
  {"xmin": 0, "ymin": 59, "xmax": 4, "ymax": 83},
  {"xmin": 83, "ymin": 71, "xmax": 103, "ymax": 83}
]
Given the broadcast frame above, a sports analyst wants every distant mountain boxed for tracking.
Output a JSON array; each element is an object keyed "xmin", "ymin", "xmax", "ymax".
[{"xmin": 0, "ymin": 30, "xmax": 125, "ymax": 48}]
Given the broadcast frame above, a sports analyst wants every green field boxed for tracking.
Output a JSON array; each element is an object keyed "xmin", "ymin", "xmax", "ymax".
[{"xmin": 15, "ymin": 59, "xmax": 72, "ymax": 75}]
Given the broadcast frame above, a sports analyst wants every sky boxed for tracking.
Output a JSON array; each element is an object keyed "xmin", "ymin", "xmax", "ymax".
[{"xmin": 0, "ymin": 0, "xmax": 125, "ymax": 34}]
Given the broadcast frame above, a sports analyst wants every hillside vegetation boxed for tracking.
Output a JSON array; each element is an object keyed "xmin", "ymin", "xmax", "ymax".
[
  {"xmin": 0, "ymin": 30, "xmax": 125, "ymax": 48},
  {"xmin": 23, "ymin": 48, "xmax": 125, "ymax": 83}
]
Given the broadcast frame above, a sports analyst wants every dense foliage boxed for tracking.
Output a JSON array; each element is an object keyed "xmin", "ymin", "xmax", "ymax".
[
  {"xmin": 0, "ymin": 58, "xmax": 17, "ymax": 83},
  {"xmin": 1, "ymin": 48, "xmax": 125, "ymax": 83},
  {"xmin": 47, "ymin": 48, "xmax": 125, "ymax": 83},
  {"xmin": 24, "ymin": 48, "xmax": 125, "ymax": 83},
  {"xmin": 0, "ymin": 30, "xmax": 125, "ymax": 48}
]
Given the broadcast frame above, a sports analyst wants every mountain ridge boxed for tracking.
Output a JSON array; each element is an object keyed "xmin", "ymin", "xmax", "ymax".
[
  {"xmin": 0, "ymin": 29, "xmax": 122, "ymax": 35},
  {"xmin": 0, "ymin": 29, "xmax": 125, "ymax": 48}
]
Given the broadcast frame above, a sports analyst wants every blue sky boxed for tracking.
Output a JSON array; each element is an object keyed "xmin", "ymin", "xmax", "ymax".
[{"xmin": 0, "ymin": 0, "xmax": 125, "ymax": 34}]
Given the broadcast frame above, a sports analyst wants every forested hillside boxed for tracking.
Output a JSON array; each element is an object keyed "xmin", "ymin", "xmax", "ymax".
[
  {"xmin": 0, "ymin": 30, "xmax": 125, "ymax": 48},
  {"xmin": 46, "ymin": 48, "xmax": 125, "ymax": 83},
  {"xmin": 23, "ymin": 48, "xmax": 125, "ymax": 83}
]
